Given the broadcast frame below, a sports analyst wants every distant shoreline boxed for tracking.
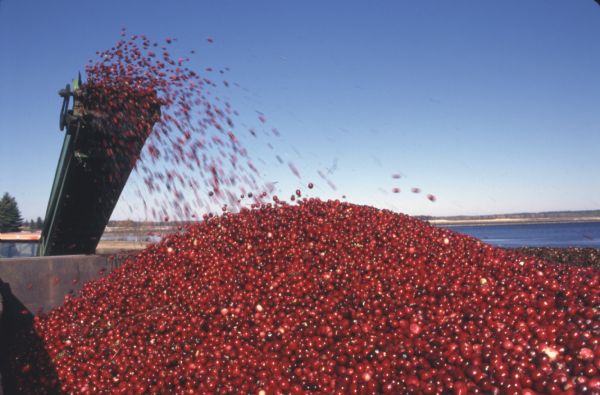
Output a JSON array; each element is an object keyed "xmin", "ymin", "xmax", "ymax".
[{"xmin": 431, "ymin": 218, "xmax": 600, "ymax": 227}]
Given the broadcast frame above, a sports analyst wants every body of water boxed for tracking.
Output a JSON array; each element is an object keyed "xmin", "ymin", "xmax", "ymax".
[{"xmin": 443, "ymin": 221, "xmax": 600, "ymax": 248}]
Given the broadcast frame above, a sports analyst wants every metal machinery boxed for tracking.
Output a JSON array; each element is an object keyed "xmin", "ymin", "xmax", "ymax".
[{"xmin": 39, "ymin": 76, "xmax": 160, "ymax": 256}]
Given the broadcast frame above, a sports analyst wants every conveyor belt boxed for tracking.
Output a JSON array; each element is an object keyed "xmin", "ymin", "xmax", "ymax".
[{"xmin": 40, "ymin": 81, "xmax": 159, "ymax": 256}]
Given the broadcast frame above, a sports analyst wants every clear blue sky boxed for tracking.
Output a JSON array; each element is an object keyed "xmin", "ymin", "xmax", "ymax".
[{"xmin": 1, "ymin": 0, "xmax": 599, "ymax": 220}]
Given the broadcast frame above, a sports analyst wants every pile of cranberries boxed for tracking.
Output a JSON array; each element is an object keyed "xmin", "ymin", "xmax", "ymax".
[
  {"xmin": 16, "ymin": 199, "xmax": 596, "ymax": 393},
  {"xmin": 514, "ymin": 248, "xmax": 600, "ymax": 270}
]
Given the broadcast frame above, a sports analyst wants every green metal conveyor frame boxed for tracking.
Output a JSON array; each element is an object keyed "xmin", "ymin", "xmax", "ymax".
[{"xmin": 39, "ymin": 79, "xmax": 159, "ymax": 256}]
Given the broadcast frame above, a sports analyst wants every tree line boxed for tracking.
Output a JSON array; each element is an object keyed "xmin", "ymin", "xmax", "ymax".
[{"xmin": 0, "ymin": 192, "xmax": 43, "ymax": 232}]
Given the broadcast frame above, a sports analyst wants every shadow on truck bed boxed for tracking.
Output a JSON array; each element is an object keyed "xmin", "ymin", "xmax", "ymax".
[{"xmin": 0, "ymin": 279, "xmax": 63, "ymax": 394}]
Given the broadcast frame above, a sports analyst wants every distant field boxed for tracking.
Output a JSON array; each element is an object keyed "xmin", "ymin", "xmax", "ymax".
[{"xmin": 96, "ymin": 240, "xmax": 148, "ymax": 254}]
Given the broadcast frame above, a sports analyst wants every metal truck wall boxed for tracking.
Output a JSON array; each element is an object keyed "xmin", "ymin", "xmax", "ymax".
[{"xmin": 0, "ymin": 255, "xmax": 124, "ymax": 394}]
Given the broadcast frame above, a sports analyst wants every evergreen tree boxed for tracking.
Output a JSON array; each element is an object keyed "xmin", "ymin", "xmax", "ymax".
[
  {"xmin": 36, "ymin": 216, "xmax": 44, "ymax": 230},
  {"xmin": 29, "ymin": 219, "xmax": 35, "ymax": 231},
  {"xmin": 0, "ymin": 193, "xmax": 24, "ymax": 232}
]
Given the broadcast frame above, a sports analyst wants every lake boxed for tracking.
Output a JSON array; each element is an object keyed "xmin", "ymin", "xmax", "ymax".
[{"xmin": 442, "ymin": 221, "xmax": 600, "ymax": 248}]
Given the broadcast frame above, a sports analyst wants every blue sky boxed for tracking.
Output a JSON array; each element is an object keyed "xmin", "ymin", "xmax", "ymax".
[{"xmin": 1, "ymin": 1, "xmax": 599, "ymax": 220}]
